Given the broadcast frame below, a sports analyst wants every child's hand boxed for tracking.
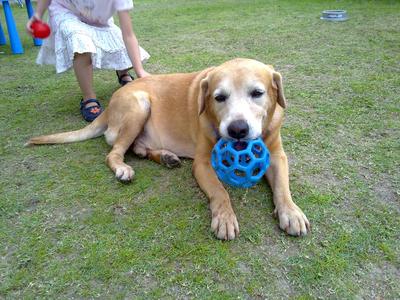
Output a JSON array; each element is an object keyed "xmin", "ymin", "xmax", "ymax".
[{"xmin": 26, "ymin": 14, "xmax": 41, "ymax": 36}]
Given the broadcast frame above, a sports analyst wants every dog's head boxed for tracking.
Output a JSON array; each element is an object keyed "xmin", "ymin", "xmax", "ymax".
[{"xmin": 198, "ymin": 58, "xmax": 286, "ymax": 141}]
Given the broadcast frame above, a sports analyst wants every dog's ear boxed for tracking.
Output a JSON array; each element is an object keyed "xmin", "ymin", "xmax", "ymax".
[
  {"xmin": 272, "ymin": 71, "xmax": 287, "ymax": 108},
  {"xmin": 197, "ymin": 67, "xmax": 215, "ymax": 115},
  {"xmin": 198, "ymin": 77, "xmax": 208, "ymax": 115}
]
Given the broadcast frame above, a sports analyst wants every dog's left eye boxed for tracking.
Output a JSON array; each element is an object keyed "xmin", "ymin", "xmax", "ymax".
[
  {"xmin": 215, "ymin": 94, "xmax": 228, "ymax": 102},
  {"xmin": 250, "ymin": 89, "xmax": 264, "ymax": 98}
]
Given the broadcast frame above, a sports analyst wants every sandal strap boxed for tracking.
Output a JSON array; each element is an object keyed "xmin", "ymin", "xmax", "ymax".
[
  {"xmin": 80, "ymin": 98, "xmax": 101, "ymax": 109},
  {"xmin": 116, "ymin": 71, "xmax": 133, "ymax": 81},
  {"xmin": 116, "ymin": 71, "xmax": 134, "ymax": 86},
  {"xmin": 82, "ymin": 105, "xmax": 101, "ymax": 113}
]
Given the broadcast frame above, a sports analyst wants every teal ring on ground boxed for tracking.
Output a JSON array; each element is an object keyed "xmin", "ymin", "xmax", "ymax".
[{"xmin": 320, "ymin": 10, "xmax": 348, "ymax": 22}]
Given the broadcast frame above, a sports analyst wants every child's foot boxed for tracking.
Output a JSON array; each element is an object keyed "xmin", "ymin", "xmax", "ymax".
[
  {"xmin": 80, "ymin": 98, "xmax": 103, "ymax": 122},
  {"xmin": 116, "ymin": 70, "xmax": 134, "ymax": 86}
]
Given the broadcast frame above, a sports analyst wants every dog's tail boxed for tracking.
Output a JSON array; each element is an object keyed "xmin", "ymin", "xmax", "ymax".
[{"xmin": 25, "ymin": 110, "xmax": 108, "ymax": 146}]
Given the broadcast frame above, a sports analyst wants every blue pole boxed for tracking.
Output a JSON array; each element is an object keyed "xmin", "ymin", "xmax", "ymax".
[
  {"xmin": 25, "ymin": 0, "xmax": 42, "ymax": 46},
  {"xmin": 0, "ymin": 22, "xmax": 6, "ymax": 45},
  {"xmin": 2, "ymin": 0, "xmax": 24, "ymax": 54}
]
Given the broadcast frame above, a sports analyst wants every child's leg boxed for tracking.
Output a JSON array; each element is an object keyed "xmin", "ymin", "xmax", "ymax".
[
  {"xmin": 73, "ymin": 53, "xmax": 96, "ymax": 107},
  {"xmin": 73, "ymin": 52, "xmax": 103, "ymax": 122}
]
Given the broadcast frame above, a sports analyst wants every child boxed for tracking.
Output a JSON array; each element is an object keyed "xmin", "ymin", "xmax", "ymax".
[{"xmin": 26, "ymin": 0, "xmax": 151, "ymax": 122}]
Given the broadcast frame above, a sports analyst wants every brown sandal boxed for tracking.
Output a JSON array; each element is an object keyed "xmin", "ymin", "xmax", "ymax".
[{"xmin": 116, "ymin": 71, "xmax": 134, "ymax": 86}]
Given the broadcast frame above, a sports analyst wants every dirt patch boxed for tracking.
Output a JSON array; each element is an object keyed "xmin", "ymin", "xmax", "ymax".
[
  {"xmin": 110, "ymin": 204, "xmax": 127, "ymax": 216},
  {"xmin": 355, "ymin": 262, "xmax": 400, "ymax": 299},
  {"xmin": 358, "ymin": 166, "xmax": 400, "ymax": 212},
  {"xmin": 372, "ymin": 174, "xmax": 400, "ymax": 212},
  {"xmin": 35, "ymin": 205, "xmax": 93, "ymax": 233}
]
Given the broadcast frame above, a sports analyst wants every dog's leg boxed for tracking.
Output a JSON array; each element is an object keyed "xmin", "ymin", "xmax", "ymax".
[
  {"xmin": 106, "ymin": 115, "xmax": 144, "ymax": 181},
  {"xmin": 266, "ymin": 136, "xmax": 310, "ymax": 236},
  {"xmin": 147, "ymin": 149, "xmax": 182, "ymax": 168},
  {"xmin": 106, "ymin": 97, "xmax": 150, "ymax": 182},
  {"xmin": 193, "ymin": 136, "xmax": 239, "ymax": 240}
]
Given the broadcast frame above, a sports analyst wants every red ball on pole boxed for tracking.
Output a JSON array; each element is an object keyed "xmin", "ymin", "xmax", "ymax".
[{"xmin": 31, "ymin": 20, "xmax": 51, "ymax": 39}]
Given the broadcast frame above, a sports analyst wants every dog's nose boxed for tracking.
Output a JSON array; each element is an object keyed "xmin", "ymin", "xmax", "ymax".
[{"xmin": 227, "ymin": 120, "xmax": 249, "ymax": 139}]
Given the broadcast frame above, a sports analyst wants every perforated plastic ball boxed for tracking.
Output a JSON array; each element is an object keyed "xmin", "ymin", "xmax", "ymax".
[{"xmin": 211, "ymin": 138, "xmax": 270, "ymax": 188}]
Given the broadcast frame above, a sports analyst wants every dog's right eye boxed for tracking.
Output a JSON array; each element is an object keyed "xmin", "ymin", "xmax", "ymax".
[
  {"xmin": 215, "ymin": 94, "xmax": 227, "ymax": 102},
  {"xmin": 250, "ymin": 89, "xmax": 265, "ymax": 98}
]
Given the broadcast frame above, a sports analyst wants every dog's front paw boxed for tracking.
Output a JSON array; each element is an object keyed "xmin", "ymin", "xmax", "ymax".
[
  {"xmin": 115, "ymin": 165, "xmax": 135, "ymax": 182},
  {"xmin": 274, "ymin": 204, "xmax": 310, "ymax": 236},
  {"xmin": 211, "ymin": 209, "xmax": 239, "ymax": 240}
]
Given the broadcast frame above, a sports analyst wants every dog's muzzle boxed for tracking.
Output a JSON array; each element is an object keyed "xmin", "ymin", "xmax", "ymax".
[{"xmin": 227, "ymin": 119, "xmax": 249, "ymax": 140}]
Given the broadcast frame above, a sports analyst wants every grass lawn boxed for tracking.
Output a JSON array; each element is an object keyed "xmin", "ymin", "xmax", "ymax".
[{"xmin": 1, "ymin": 0, "xmax": 399, "ymax": 298}]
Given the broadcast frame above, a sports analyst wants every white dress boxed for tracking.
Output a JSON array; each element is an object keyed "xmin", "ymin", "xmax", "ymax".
[{"xmin": 36, "ymin": 0, "xmax": 150, "ymax": 73}]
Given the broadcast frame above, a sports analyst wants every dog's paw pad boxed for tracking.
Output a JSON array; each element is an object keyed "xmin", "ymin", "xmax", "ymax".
[
  {"xmin": 161, "ymin": 153, "xmax": 181, "ymax": 168},
  {"xmin": 115, "ymin": 165, "xmax": 135, "ymax": 182}
]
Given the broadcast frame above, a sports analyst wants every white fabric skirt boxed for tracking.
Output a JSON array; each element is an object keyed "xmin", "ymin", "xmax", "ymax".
[{"xmin": 37, "ymin": 12, "xmax": 150, "ymax": 73}]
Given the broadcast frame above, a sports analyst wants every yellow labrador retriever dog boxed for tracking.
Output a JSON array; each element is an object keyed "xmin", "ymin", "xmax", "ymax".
[{"xmin": 27, "ymin": 58, "xmax": 310, "ymax": 240}]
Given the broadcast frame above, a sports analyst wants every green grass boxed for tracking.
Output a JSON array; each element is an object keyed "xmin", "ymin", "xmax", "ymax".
[{"xmin": 1, "ymin": 0, "xmax": 399, "ymax": 298}]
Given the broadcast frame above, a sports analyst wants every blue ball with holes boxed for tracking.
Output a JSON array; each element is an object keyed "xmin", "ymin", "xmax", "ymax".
[{"xmin": 211, "ymin": 138, "xmax": 270, "ymax": 188}]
